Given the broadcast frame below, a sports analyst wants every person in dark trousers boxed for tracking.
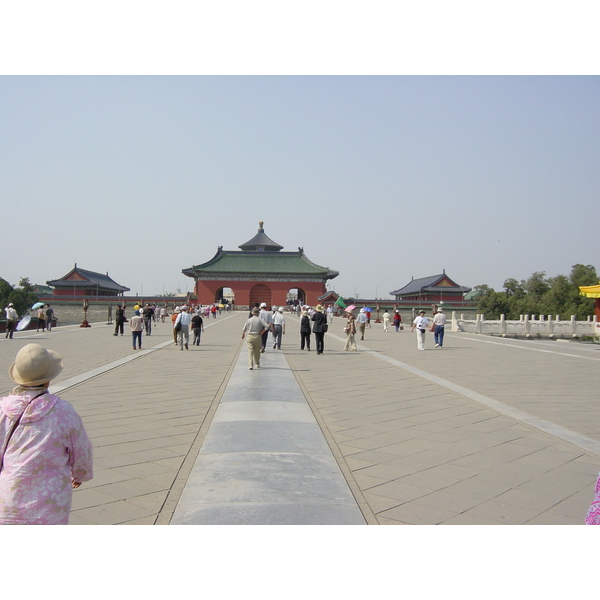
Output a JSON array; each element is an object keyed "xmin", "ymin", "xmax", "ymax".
[
  {"xmin": 311, "ymin": 304, "xmax": 327, "ymax": 355},
  {"xmin": 143, "ymin": 304, "xmax": 154, "ymax": 336},
  {"xmin": 113, "ymin": 304, "xmax": 126, "ymax": 336},
  {"xmin": 300, "ymin": 308, "xmax": 312, "ymax": 350},
  {"xmin": 191, "ymin": 310, "xmax": 204, "ymax": 346}
]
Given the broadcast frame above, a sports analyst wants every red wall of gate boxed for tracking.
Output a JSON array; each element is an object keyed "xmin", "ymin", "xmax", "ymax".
[{"xmin": 195, "ymin": 280, "xmax": 327, "ymax": 308}]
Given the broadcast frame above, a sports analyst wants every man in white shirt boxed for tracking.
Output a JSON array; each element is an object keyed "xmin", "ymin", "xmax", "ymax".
[
  {"xmin": 411, "ymin": 310, "xmax": 429, "ymax": 351},
  {"xmin": 356, "ymin": 308, "xmax": 368, "ymax": 340},
  {"xmin": 258, "ymin": 302, "xmax": 273, "ymax": 353},
  {"xmin": 433, "ymin": 307, "xmax": 447, "ymax": 348},
  {"xmin": 272, "ymin": 307, "xmax": 286, "ymax": 349},
  {"xmin": 5, "ymin": 303, "xmax": 18, "ymax": 339},
  {"xmin": 174, "ymin": 305, "xmax": 192, "ymax": 350}
]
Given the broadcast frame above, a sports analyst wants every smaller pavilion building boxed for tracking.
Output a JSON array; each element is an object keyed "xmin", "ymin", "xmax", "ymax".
[
  {"xmin": 182, "ymin": 222, "xmax": 339, "ymax": 308},
  {"xmin": 390, "ymin": 271, "xmax": 471, "ymax": 306},
  {"xmin": 47, "ymin": 264, "xmax": 130, "ymax": 298}
]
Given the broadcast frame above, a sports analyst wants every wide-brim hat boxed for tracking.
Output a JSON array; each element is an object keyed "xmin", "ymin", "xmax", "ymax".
[
  {"xmin": 251, "ymin": 307, "xmax": 260, "ymax": 315},
  {"xmin": 278, "ymin": 307, "xmax": 284, "ymax": 312},
  {"xmin": 9, "ymin": 343, "xmax": 64, "ymax": 387},
  {"xmin": 316, "ymin": 304, "xmax": 324, "ymax": 312}
]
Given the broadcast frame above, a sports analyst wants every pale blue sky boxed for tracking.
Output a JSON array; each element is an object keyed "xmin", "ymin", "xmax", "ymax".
[{"xmin": 1, "ymin": 75, "xmax": 598, "ymax": 299}]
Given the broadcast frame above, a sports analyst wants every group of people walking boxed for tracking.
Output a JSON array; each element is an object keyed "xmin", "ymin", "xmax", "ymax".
[
  {"xmin": 172, "ymin": 305, "xmax": 206, "ymax": 350},
  {"xmin": 242, "ymin": 303, "xmax": 329, "ymax": 369},
  {"xmin": 410, "ymin": 307, "xmax": 446, "ymax": 350},
  {"xmin": 112, "ymin": 303, "xmax": 208, "ymax": 350},
  {"xmin": 3, "ymin": 303, "xmax": 56, "ymax": 338}
]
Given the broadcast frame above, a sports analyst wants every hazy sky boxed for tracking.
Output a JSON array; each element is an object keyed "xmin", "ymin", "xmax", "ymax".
[{"xmin": 2, "ymin": 76, "xmax": 598, "ymax": 299}]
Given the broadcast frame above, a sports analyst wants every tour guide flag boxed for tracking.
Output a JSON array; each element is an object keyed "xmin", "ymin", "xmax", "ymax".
[{"xmin": 335, "ymin": 297, "xmax": 346, "ymax": 309}]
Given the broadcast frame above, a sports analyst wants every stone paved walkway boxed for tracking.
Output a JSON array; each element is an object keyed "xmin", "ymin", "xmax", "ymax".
[{"xmin": 1, "ymin": 311, "xmax": 599, "ymax": 524}]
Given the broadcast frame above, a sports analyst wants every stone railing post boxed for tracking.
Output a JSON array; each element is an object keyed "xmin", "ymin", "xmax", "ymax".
[
  {"xmin": 571, "ymin": 315, "xmax": 577, "ymax": 337},
  {"xmin": 524, "ymin": 314, "xmax": 530, "ymax": 337},
  {"xmin": 451, "ymin": 311, "xmax": 457, "ymax": 332},
  {"xmin": 500, "ymin": 314, "xmax": 506, "ymax": 336}
]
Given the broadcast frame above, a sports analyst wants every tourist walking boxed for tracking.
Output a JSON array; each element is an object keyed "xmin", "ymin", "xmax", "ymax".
[
  {"xmin": 113, "ymin": 304, "xmax": 126, "ymax": 336},
  {"xmin": 311, "ymin": 304, "xmax": 327, "ymax": 355},
  {"xmin": 191, "ymin": 310, "xmax": 204, "ymax": 346},
  {"xmin": 0, "ymin": 344, "xmax": 93, "ymax": 524},
  {"xmin": 382, "ymin": 310, "xmax": 391, "ymax": 332},
  {"xmin": 300, "ymin": 308, "xmax": 312, "ymax": 350},
  {"xmin": 241, "ymin": 307, "xmax": 269, "ymax": 370},
  {"xmin": 130, "ymin": 309, "xmax": 144, "ymax": 350},
  {"xmin": 143, "ymin": 304, "xmax": 154, "ymax": 336},
  {"xmin": 343, "ymin": 308, "xmax": 357, "ymax": 351},
  {"xmin": 411, "ymin": 310, "xmax": 429, "ymax": 351},
  {"xmin": 45, "ymin": 304, "xmax": 55, "ymax": 332},
  {"xmin": 171, "ymin": 309, "xmax": 180, "ymax": 344},
  {"xmin": 272, "ymin": 306, "xmax": 286, "ymax": 350},
  {"xmin": 174, "ymin": 306, "xmax": 192, "ymax": 350},
  {"xmin": 357, "ymin": 308, "xmax": 368, "ymax": 340},
  {"xmin": 326, "ymin": 305, "xmax": 334, "ymax": 323},
  {"xmin": 4, "ymin": 304, "xmax": 18, "ymax": 339},
  {"xmin": 393, "ymin": 310, "xmax": 402, "ymax": 332},
  {"xmin": 259, "ymin": 303, "xmax": 273, "ymax": 353},
  {"xmin": 36, "ymin": 307, "xmax": 46, "ymax": 332},
  {"xmin": 433, "ymin": 307, "xmax": 446, "ymax": 348}
]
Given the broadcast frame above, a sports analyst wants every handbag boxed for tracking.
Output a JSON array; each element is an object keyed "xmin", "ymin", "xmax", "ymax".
[
  {"xmin": 174, "ymin": 318, "xmax": 182, "ymax": 332},
  {"xmin": 323, "ymin": 323, "xmax": 328, "ymax": 333}
]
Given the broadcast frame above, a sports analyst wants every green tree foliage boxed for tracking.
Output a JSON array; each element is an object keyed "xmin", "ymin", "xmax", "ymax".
[
  {"xmin": 0, "ymin": 277, "xmax": 13, "ymax": 307},
  {"xmin": 1, "ymin": 277, "xmax": 39, "ymax": 318},
  {"xmin": 476, "ymin": 264, "xmax": 598, "ymax": 320}
]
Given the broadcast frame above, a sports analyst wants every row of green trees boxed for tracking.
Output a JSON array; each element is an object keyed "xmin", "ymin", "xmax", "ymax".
[
  {"xmin": 474, "ymin": 264, "xmax": 598, "ymax": 320},
  {"xmin": 1, "ymin": 277, "xmax": 40, "ymax": 318}
]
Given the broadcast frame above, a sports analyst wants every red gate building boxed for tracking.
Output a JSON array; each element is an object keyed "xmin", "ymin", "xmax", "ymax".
[{"xmin": 182, "ymin": 222, "xmax": 339, "ymax": 308}]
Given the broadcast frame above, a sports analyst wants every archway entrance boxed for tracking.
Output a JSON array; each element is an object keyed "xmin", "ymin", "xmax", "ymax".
[
  {"xmin": 249, "ymin": 283, "xmax": 272, "ymax": 308},
  {"xmin": 215, "ymin": 287, "xmax": 234, "ymax": 306},
  {"xmin": 286, "ymin": 287, "xmax": 306, "ymax": 310}
]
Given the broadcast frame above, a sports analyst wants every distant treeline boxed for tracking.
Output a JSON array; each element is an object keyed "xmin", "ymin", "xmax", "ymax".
[
  {"xmin": 0, "ymin": 277, "xmax": 39, "ymax": 317},
  {"xmin": 474, "ymin": 264, "xmax": 597, "ymax": 320}
]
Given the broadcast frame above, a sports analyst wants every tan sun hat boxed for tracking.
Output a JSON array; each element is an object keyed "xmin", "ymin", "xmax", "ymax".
[{"xmin": 9, "ymin": 343, "xmax": 64, "ymax": 387}]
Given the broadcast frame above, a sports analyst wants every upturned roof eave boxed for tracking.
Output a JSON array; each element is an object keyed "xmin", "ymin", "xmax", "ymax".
[{"xmin": 183, "ymin": 249, "xmax": 337, "ymax": 279}]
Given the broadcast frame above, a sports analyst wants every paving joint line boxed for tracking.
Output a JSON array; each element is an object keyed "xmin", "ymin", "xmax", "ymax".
[
  {"xmin": 324, "ymin": 330, "xmax": 600, "ymax": 458},
  {"xmin": 49, "ymin": 314, "xmax": 237, "ymax": 395},
  {"xmin": 283, "ymin": 339, "xmax": 379, "ymax": 525},
  {"xmin": 156, "ymin": 327, "xmax": 244, "ymax": 524}
]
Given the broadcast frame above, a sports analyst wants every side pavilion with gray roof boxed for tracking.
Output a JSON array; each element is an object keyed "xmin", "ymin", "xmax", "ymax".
[
  {"xmin": 390, "ymin": 271, "xmax": 471, "ymax": 306},
  {"xmin": 47, "ymin": 264, "xmax": 130, "ymax": 298},
  {"xmin": 183, "ymin": 222, "xmax": 338, "ymax": 308}
]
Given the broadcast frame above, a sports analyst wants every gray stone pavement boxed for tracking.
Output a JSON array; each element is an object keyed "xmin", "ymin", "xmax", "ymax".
[{"xmin": 1, "ymin": 312, "xmax": 599, "ymax": 524}]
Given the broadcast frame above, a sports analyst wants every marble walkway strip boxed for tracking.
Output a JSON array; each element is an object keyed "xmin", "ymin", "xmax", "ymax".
[{"xmin": 170, "ymin": 348, "xmax": 366, "ymax": 525}]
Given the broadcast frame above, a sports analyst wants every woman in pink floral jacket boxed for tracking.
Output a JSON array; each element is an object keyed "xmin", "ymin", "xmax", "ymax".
[
  {"xmin": 0, "ymin": 344, "xmax": 93, "ymax": 525},
  {"xmin": 585, "ymin": 472, "xmax": 600, "ymax": 524}
]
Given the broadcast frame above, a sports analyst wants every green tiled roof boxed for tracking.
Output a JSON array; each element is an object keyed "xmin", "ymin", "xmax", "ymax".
[{"xmin": 183, "ymin": 249, "xmax": 338, "ymax": 280}]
